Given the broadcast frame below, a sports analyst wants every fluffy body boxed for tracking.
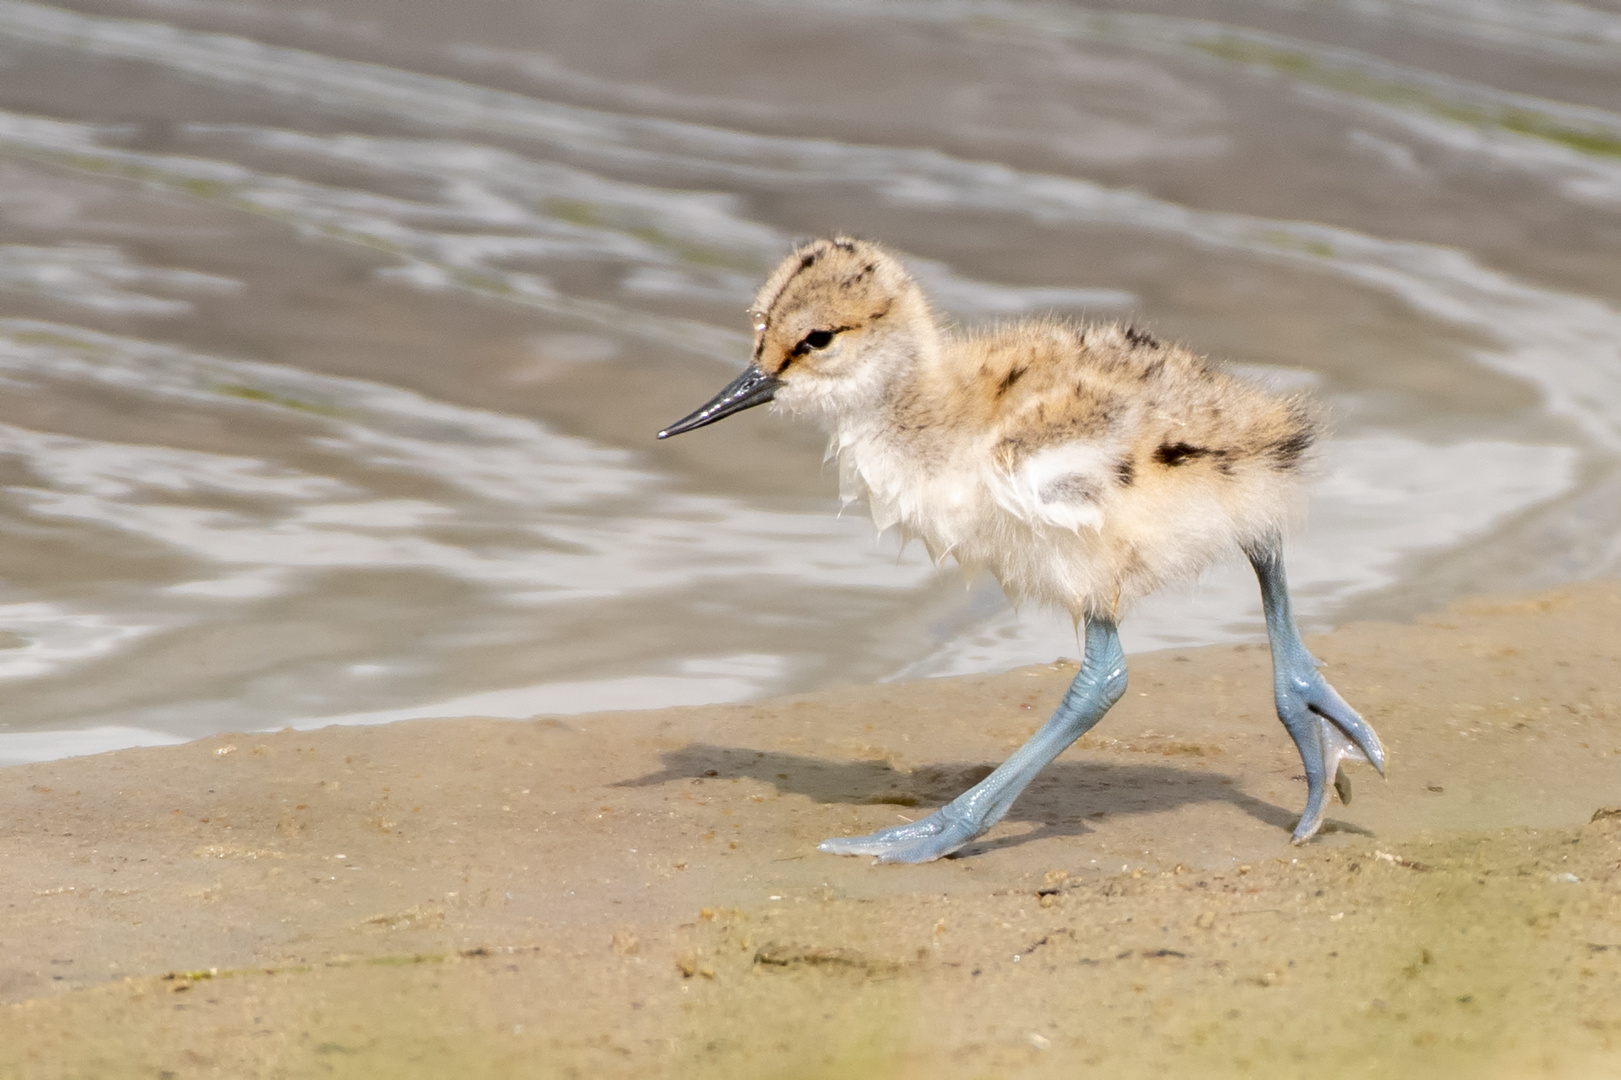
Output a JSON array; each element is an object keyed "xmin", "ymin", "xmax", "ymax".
[
  {"xmin": 752, "ymin": 237, "xmax": 1318, "ymax": 618},
  {"xmin": 663, "ymin": 234, "xmax": 1384, "ymax": 861}
]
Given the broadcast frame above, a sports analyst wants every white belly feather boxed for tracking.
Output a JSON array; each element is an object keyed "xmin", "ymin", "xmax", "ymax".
[{"xmin": 836, "ymin": 427, "xmax": 1135, "ymax": 614}]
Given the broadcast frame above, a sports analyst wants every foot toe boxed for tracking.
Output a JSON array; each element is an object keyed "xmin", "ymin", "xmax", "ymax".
[
  {"xmin": 1290, "ymin": 799, "xmax": 1329, "ymax": 844},
  {"xmin": 817, "ymin": 836, "xmax": 893, "ymax": 857},
  {"xmin": 819, "ymin": 809, "xmax": 977, "ymax": 863},
  {"xmin": 870, "ymin": 836, "xmax": 965, "ymax": 864},
  {"xmin": 871, "ymin": 822, "xmax": 979, "ymax": 863},
  {"xmin": 1301, "ymin": 674, "xmax": 1385, "ymax": 775}
]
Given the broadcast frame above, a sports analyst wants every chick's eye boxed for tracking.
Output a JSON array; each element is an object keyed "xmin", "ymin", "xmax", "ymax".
[{"xmin": 792, "ymin": 329, "xmax": 835, "ymax": 357}]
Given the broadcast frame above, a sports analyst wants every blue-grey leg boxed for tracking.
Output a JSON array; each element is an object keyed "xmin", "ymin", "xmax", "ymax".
[
  {"xmin": 819, "ymin": 616, "xmax": 1129, "ymax": 864},
  {"xmin": 1248, "ymin": 542, "xmax": 1386, "ymax": 843}
]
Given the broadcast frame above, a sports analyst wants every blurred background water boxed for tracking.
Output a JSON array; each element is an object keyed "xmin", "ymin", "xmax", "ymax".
[{"xmin": 0, "ymin": 0, "xmax": 1617, "ymax": 763}]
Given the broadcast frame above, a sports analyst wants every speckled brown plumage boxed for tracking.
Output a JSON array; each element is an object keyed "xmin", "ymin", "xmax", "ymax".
[
  {"xmin": 660, "ymin": 234, "xmax": 1384, "ymax": 861},
  {"xmin": 752, "ymin": 236, "xmax": 1322, "ymax": 619}
]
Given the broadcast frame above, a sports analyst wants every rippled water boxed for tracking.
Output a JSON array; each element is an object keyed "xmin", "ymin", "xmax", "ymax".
[{"xmin": 0, "ymin": 0, "xmax": 1617, "ymax": 763}]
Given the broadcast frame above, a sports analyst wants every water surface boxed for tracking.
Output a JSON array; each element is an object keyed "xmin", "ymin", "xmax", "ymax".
[{"xmin": 0, "ymin": 0, "xmax": 1618, "ymax": 762}]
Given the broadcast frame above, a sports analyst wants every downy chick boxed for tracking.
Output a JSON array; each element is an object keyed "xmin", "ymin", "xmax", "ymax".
[{"xmin": 660, "ymin": 236, "xmax": 1383, "ymax": 863}]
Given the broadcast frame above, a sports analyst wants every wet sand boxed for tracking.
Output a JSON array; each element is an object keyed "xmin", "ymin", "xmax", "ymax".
[{"xmin": 2, "ymin": 581, "xmax": 1619, "ymax": 1078}]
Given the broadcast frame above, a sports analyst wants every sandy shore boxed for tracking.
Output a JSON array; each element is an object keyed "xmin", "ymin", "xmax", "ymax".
[{"xmin": 1, "ymin": 582, "xmax": 1619, "ymax": 1078}]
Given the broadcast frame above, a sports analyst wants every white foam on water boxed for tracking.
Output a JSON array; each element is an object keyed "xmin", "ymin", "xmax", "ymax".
[
  {"xmin": 0, "ymin": 602, "xmax": 157, "ymax": 682},
  {"xmin": 1251, "ymin": 0, "xmax": 1621, "ymax": 60},
  {"xmin": 0, "ymin": 243, "xmax": 239, "ymax": 315},
  {"xmin": 0, "ymin": 321, "xmax": 938, "ymax": 601}
]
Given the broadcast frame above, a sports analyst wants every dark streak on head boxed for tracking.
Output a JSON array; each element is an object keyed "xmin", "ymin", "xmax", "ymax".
[
  {"xmin": 842, "ymin": 262, "xmax": 877, "ymax": 288},
  {"xmin": 1124, "ymin": 326, "xmax": 1159, "ymax": 349},
  {"xmin": 1138, "ymin": 357, "xmax": 1165, "ymax": 382},
  {"xmin": 1115, "ymin": 458, "xmax": 1135, "ymax": 487},
  {"xmin": 758, "ymin": 240, "xmax": 832, "ymax": 326}
]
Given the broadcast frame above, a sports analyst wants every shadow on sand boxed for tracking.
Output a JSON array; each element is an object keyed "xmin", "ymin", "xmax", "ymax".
[{"xmin": 617, "ymin": 743, "xmax": 1320, "ymax": 856}]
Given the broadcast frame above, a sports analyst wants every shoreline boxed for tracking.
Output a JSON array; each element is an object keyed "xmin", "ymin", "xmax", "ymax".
[{"xmin": 2, "ymin": 580, "xmax": 1619, "ymax": 1077}]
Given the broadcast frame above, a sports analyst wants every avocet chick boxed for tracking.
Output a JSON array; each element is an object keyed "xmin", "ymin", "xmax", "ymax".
[{"xmin": 659, "ymin": 236, "xmax": 1384, "ymax": 864}]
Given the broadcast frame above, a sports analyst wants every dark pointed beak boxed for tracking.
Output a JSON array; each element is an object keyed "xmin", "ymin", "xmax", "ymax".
[{"xmin": 657, "ymin": 365, "xmax": 782, "ymax": 439}]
